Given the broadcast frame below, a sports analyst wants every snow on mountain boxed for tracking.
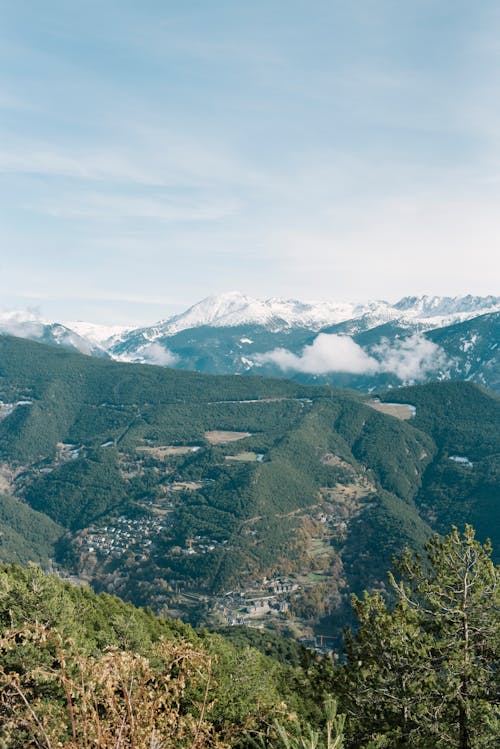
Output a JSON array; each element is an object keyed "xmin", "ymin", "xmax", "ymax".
[
  {"xmin": 123, "ymin": 291, "xmax": 397, "ymax": 340},
  {"xmin": 393, "ymin": 295, "xmax": 500, "ymax": 326},
  {"xmin": 64, "ymin": 321, "xmax": 132, "ymax": 346},
  {"xmin": 112, "ymin": 292, "xmax": 500, "ymax": 344},
  {"xmin": 0, "ymin": 311, "xmax": 109, "ymax": 357},
  {"xmin": 3, "ymin": 293, "xmax": 498, "ymax": 378}
]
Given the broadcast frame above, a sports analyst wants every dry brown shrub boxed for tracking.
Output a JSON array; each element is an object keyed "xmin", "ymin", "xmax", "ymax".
[{"xmin": 0, "ymin": 625, "xmax": 228, "ymax": 749}]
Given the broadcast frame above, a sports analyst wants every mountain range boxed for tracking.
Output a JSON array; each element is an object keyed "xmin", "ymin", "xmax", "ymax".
[
  {"xmin": 1, "ymin": 293, "xmax": 499, "ymax": 393},
  {"xmin": 0, "ymin": 333, "xmax": 498, "ymax": 638}
]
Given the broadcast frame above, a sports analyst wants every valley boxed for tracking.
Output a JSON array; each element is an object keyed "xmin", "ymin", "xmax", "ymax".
[{"xmin": 0, "ymin": 333, "xmax": 498, "ymax": 643}]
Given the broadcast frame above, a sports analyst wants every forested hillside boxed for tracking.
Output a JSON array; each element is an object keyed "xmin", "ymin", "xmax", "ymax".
[
  {"xmin": 380, "ymin": 382, "xmax": 500, "ymax": 552},
  {"xmin": 1, "ymin": 526, "xmax": 498, "ymax": 748},
  {"xmin": 0, "ymin": 562, "xmax": 326, "ymax": 748},
  {"xmin": 0, "ymin": 333, "xmax": 498, "ymax": 639}
]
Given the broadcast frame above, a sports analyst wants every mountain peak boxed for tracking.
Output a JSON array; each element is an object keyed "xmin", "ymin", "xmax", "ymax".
[
  {"xmin": 394, "ymin": 294, "xmax": 500, "ymax": 320},
  {"xmin": 122, "ymin": 292, "xmax": 500, "ymax": 341},
  {"xmin": 143, "ymin": 293, "xmax": 374, "ymax": 337}
]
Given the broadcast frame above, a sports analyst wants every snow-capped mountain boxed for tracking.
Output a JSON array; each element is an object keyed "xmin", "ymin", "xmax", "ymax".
[
  {"xmin": 2, "ymin": 293, "xmax": 499, "ymax": 392},
  {"xmin": 393, "ymin": 294, "xmax": 500, "ymax": 324},
  {"xmin": 117, "ymin": 291, "xmax": 405, "ymax": 339},
  {"xmin": 109, "ymin": 291, "xmax": 500, "ymax": 345},
  {"xmin": 427, "ymin": 312, "xmax": 500, "ymax": 392},
  {"xmin": 107, "ymin": 291, "xmax": 499, "ymax": 357},
  {"xmin": 0, "ymin": 311, "xmax": 109, "ymax": 358},
  {"xmin": 64, "ymin": 321, "xmax": 132, "ymax": 347},
  {"xmin": 150, "ymin": 291, "xmax": 386, "ymax": 335},
  {"xmin": 104, "ymin": 292, "xmax": 500, "ymax": 393}
]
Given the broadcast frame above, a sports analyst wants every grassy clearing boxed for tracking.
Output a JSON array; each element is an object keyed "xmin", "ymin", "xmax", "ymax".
[
  {"xmin": 308, "ymin": 537, "xmax": 333, "ymax": 559},
  {"xmin": 136, "ymin": 445, "xmax": 200, "ymax": 458},
  {"xmin": 225, "ymin": 451, "xmax": 259, "ymax": 462},
  {"xmin": 205, "ymin": 430, "xmax": 252, "ymax": 445},
  {"xmin": 171, "ymin": 481, "xmax": 203, "ymax": 491},
  {"xmin": 366, "ymin": 400, "xmax": 416, "ymax": 420}
]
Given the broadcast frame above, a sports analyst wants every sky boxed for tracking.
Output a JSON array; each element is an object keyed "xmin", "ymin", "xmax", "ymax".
[{"xmin": 1, "ymin": 0, "xmax": 500, "ymax": 324}]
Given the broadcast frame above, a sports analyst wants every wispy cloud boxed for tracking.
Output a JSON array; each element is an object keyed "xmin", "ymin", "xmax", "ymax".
[
  {"xmin": 0, "ymin": 145, "xmax": 162, "ymax": 185},
  {"xmin": 0, "ymin": 128, "xmax": 261, "ymax": 190},
  {"xmin": 2, "ymin": 1, "xmax": 500, "ymax": 318},
  {"xmin": 40, "ymin": 191, "xmax": 242, "ymax": 222},
  {"xmin": 255, "ymin": 333, "xmax": 449, "ymax": 381}
]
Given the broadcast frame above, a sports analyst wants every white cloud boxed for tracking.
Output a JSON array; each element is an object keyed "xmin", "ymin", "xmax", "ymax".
[
  {"xmin": 0, "ymin": 309, "xmax": 46, "ymax": 339},
  {"xmin": 374, "ymin": 334, "xmax": 449, "ymax": 381},
  {"xmin": 0, "ymin": 127, "xmax": 263, "ymax": 191},
  {"xmin": 255, "ymin": 332, "xmax": 449, "ymax": 381},
  {"xmin": 255, "ymin": 333, "xmax": 379, "ymax": 375},
  {"xmin": 138, "ymin": 342, "xmax": 179, "ymax": 366}
]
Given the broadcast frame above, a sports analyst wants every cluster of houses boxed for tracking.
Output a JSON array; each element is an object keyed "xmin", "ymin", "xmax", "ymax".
[
  {"xmin": 55, "ymin": 442, "xmax": 82, "ymax": 463},
  {"xmin": 180, "ymin": 535, "xmax": 228, "ymax": 555},
  {"xmin": 81, "ymin": 515, "xmax": 166, "ymax": 558},
  {"xmin": 214, "ymin": 577, "xmax": 301, "ymax": 626}
]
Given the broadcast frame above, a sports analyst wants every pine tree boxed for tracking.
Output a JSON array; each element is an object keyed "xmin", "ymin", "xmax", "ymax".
[{"xmin": 339, "ymin": 526, "xmax": 499, "ymax": 748}]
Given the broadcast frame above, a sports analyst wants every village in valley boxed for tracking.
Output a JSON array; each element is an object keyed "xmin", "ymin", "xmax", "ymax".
[{"xmin": 1, "ymin": 395, "xmax": 385, "ymax": 650}]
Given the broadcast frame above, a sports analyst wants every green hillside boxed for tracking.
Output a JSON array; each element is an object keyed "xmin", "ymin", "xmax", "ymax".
[
  {"xmin": 380, "ymin": 382, "xmax": 500, "ymax": 558},
  {"xmin": 0, "ymin": 493, "xmax": 62, "ymax": 566},
  {"xmin": 0, "ymin": 333, "xmax": 497, "ymax": 635}
]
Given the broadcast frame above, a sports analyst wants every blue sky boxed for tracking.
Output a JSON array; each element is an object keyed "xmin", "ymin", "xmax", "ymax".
[{"xmin": 1, "ymin": 0, "xmax": 499, "ymax": 323}]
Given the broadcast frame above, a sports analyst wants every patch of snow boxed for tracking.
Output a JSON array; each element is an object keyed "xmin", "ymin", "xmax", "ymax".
[
  {"xmin": 0, "ymin": 311, "xmax": 107, "ymax": 356},
  {"xmin": 449, "ymin": 455, "xmax": 473, "ymax": 468},
  {"xmin": 64, "ymin": 321, "xmax": 132, "ymax": 346},
  {"xmin": 460, "ymin": 334, "xmax": 478, "ymax": 353},
  {"xmin": 0, "ymin": 400, "xmax": 33, "ymax": 422}
]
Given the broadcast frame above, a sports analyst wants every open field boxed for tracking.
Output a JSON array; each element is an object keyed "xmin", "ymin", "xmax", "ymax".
[
  {"xmin": 225, "ymin": 452, "xmax": 263, "ymax": 462},
  {"xmin": 205, "ymin": 430, "xmax": 252, "ymax": 445},
  {"xmin": 366, "ymin": 400, "xmax": 416, "ymax": 420},
  {"xmin": 170, "ymin": 481, "xmax": 204, "ymax": 491},
  {"xmin": 136, "ymin": 445, "xmax": 201, "ymax": 459}
]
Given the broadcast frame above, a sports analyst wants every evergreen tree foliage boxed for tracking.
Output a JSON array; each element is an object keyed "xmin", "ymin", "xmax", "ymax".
[
  {"xmin": 0, "ymin": 564, "xmax": 327, "ymax": 748},
  {"xmin": 339, "ymin": 526, "xmax": 499, "ymax": 748}
]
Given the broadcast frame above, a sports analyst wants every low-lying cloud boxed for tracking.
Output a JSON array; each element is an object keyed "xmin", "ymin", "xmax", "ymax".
[
  {"xmin": 138, "ymin": 342, "xmax": 179, "ymax": 367},
  {"xmin": 255, "ymin": 333, "xmax": 379, "ymax": 375},
  {"xmin": 255, "ymin": 333, "xmax": 448, "ymax": 381},
  {"xmin": 0, "ymin": 309, "xmax": 45, "ymax": 340},
  {"xmin": 373, "ymin": 334, "xmax": 448, "ymax": 380}
]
